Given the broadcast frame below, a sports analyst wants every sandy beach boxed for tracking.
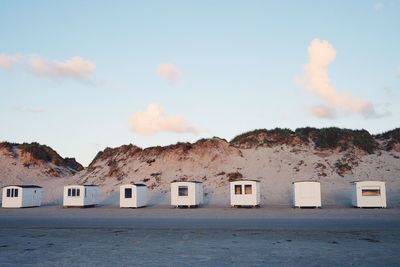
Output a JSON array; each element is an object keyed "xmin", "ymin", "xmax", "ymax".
[{"xmin": 1, "ymin": 206, "xmax": 399, "ymax": 267}]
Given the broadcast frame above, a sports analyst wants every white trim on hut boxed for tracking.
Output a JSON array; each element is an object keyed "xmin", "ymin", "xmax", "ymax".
[
  {"xmin": 351, "ymin": 181, "xmax": 387, "ymax": 208},
  {"xmin": 1, "ymin": 185, "xmax": 42, "ymax": 208},
  {"xmin": 120, "ymin": 184, "xmax": 147, "ymax": 208},
  {"xmin": 171, "ymin": 181, "xmax": 203, "ymax": 208},
  {"xmin": 230, "ymin": 180, "xmax": 260, "ymax": 207},
  {"xmin": 292, "ymin": 181, "xmax": 321, "ymax": 208},
  {"xmin": 63, "ymin": 185, "xmax": 99, "ymax": 208}
]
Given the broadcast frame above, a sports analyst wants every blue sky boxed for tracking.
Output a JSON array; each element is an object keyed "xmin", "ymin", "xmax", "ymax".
[{"xmin": 0, "ymin": 1, "xmax": 399, "ymax": 166}]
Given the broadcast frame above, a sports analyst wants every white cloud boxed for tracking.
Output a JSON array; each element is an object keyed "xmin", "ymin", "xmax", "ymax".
[
  {"xmin": 0, "ymin": 54, "xmax": 21, "ymax": 70},
  {"xmin": 128, "ymin": 103, "xmax": 199, "ymax": 136},
  {"xmin": 157, "ymin": 63, "xmax": 179, "ymax": 82},
  {"xmin": 297, "ymin": 38, "xmax": 383, "ymax": 119},
  {"xmin": 29, "ymin": 56, "xmax": 95, "ymax": 80},
  {"xmin": 0, "ymin": 53, "xmax": 95, "ymax": 82}
]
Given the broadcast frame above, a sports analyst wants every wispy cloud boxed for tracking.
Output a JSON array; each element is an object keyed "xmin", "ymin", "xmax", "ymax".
[
  {"xmin": 383, "ymin": 87, "xmax": 393, "ymax": 97},
  {"xmin": 128, "ymin": 103, "xmax": 199, "ymax": 136},
  {"xmin": 26, "ymin": 107, "xmax": 46, "ymax": 113},
  {"xmin": 296, "ymin": 38, "xmax": 385, "ymax": 119},
  {"xmin": 156, "ymin": 63, "xmax": 179, "ymax": 83},
  {"xmin": 0, "ymin": 53, "xmax": 95, "ymax": 82},
  {"xmin": 29, "ymin": 56, "xmax": 95, "ymax": 81},
  {"xmin": 308, "ymin": 105, "xmax": 336, "ymax": 119},
  {"xmin": 373, "ymin": 2, "xmax": 383, "ymax": 12},
  {"xmin": 13, "ymin": 106, "xmax": 46, "ymax": 113},
  {"xmin": 0, "ymin": 54, "xmax": 21, "ymax": 70}
]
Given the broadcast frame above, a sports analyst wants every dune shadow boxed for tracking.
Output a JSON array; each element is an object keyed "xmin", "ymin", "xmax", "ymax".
[{"xmin": 147, "ymin": 191, "xmax": 168, "ymax": 206}]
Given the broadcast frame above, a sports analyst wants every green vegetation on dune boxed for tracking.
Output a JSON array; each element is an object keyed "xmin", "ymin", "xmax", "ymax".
[
  {"xmin": 19, "ymin": 142, "xmax": 53, "ymax": 162},
  {"xmin": 230, "ymin": 127, "xmax": 378, "ymax": 154}
]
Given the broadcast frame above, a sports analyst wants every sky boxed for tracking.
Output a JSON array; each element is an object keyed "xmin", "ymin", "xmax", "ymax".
[{"xmin": 0, "ymin": 1, "xmax": 399, "ymax": 166}]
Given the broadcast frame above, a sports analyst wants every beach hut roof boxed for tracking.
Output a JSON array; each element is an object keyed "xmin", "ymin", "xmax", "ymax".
[
  {"xmin": 2, "ymin": 185, "xmax": 42, "ymax": 188},
  {"xmin": 171, "ymin": 180, "xmax": 202, "ymax": 183},
  {"xmin": 230, "ymin": 179, "xmax": 260, "ymax": 182},
  {"xmin": 350, "ymin": 180, "xmax": 385, "ymax": 184},
  {"xmin": 292, "ymin": 180, "xmax": 320, "ymax": 184},
  {"xmin": 65, "ymin": 184, "xmax": 98, "ymax": 187},
  {"xmin": 125, "ymin": 183, "xmax": 147, "ymax": 187}
]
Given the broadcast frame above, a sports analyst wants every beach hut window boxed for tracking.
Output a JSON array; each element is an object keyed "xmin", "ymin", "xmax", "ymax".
[
  {"xmin": 125, "ymin": 188, "xmax": 132, "ymax": 198},
  {"xmin": 68, "ymin": 188, "xmax": 80, "ymax": 197},
  {"xmin": 235, "ymin": 185, "xmax": 242, "ymax": 195},
  {"xmin": 6, "ymin": 188, "xmax": 18, "ymax": 197},
  {"xmin": 362, "ymin": 189, "xmax": 381, "ymax": 196},
  {"xmin": 244, "ymin": 185, "xmax": 252, "ymax": 194},
  {"xmin": 178, "ymin": 186, "xmax": 188, "ymax": 196}
]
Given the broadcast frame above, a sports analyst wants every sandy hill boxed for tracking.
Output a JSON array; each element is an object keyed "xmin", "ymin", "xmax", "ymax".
[
  {"xmin": 1, "ymin": 128, "xmax": 399, "ymax": 207},
  {"xmin": 77, "ymin": 127, "xmax": 400, "ymax": 207},
  {"xmin": 0, "ymin": 142, "xmax": 83, "ymax": 203}
]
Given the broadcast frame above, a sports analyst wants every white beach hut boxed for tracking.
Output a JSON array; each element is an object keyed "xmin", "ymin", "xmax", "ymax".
[
  {"xmin": 351, "ymin": 181, "xmax": 387, "ymax": 208},
  {"xmin": 1, "ymin": 185, "xmax": 42, "ymax": 208},
  {"xmin": 120, "ymin": 183, "xmax": 147, "ymax": 208},
  {"xmin": 63, "ymin": 185, "xmax": 99, "ymax": 208},
  {"xmin": 292, "ymin": 181, "xmax": 321, "ymax": 208},
  {"xmin": 230, "ymin": 180, "xmax": 260, "ymax": 207},
  {"xmin": 171, "ymin": 181, "xmax": 203, "ymax": 208}
]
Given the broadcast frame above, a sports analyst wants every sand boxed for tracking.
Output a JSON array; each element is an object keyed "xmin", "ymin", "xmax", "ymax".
[{"xmin": 0, "ymin": 206, "xmax": 399, "ymax": 266}]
